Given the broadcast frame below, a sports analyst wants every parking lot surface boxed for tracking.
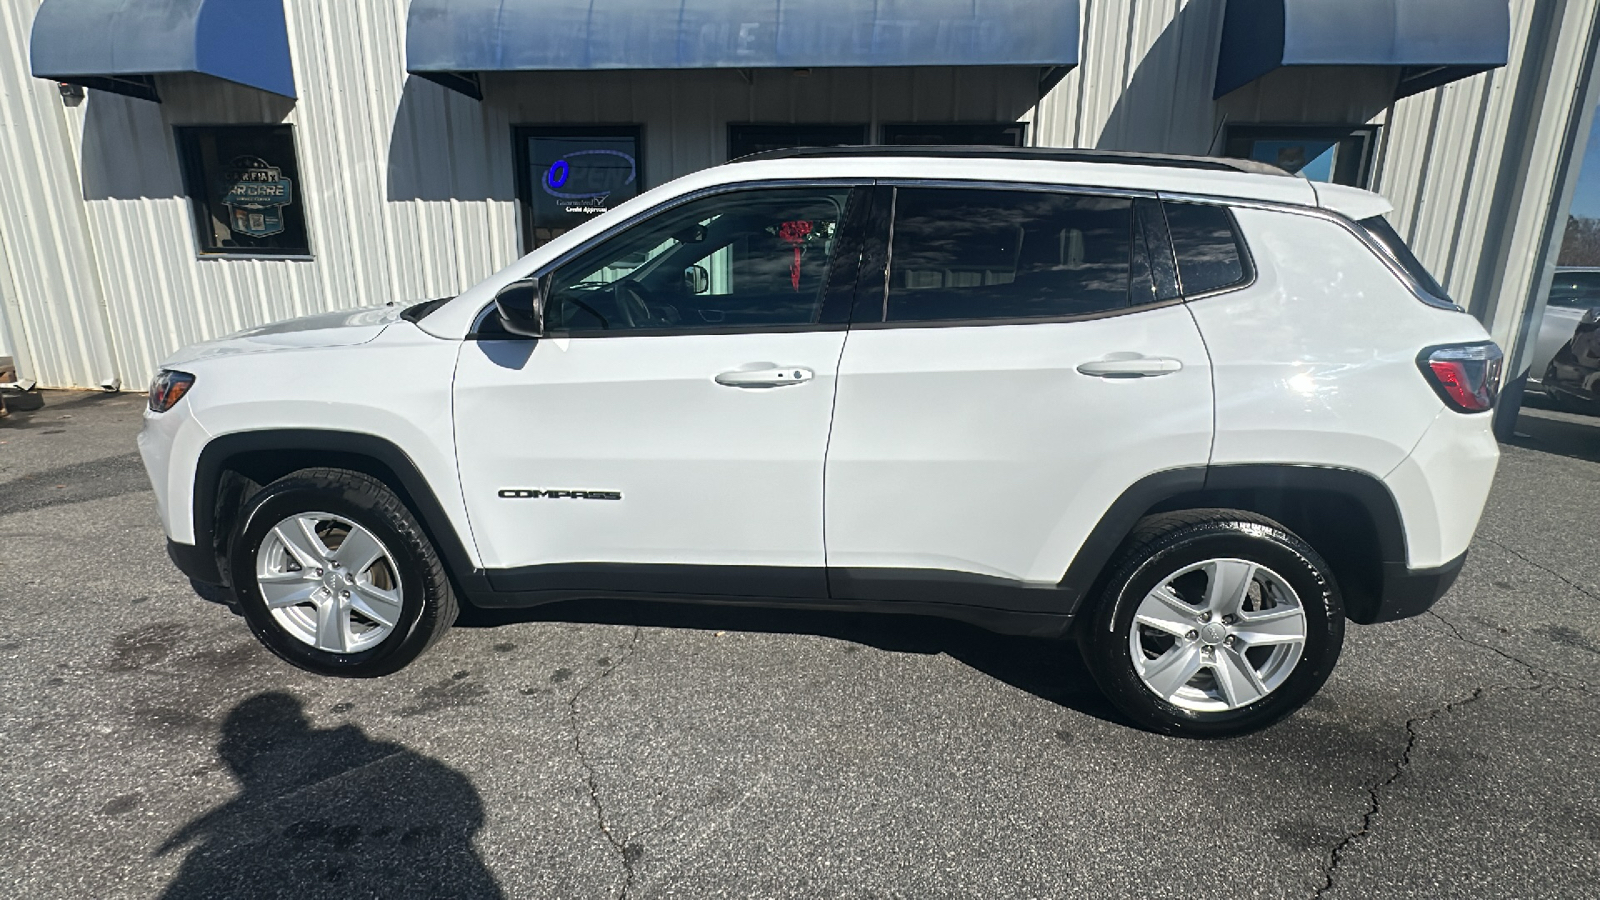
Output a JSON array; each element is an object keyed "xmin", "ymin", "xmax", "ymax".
[{"xmin": 1, "ymin": 391, "xmax": 1597, "ymax": 899}]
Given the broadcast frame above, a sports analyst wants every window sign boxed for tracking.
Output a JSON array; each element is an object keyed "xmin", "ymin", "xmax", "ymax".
[
  {"xmin": 176, "ymin": 125, "xmax": 311, "ymax": 257},
  {"xmin": 515, "ymin": 127, "xmax": 641, "ymax": 251},
  {"xmin": 1224, "ymin": 126, "xmax": 1380, "ymax": 187},
  {"xmin": 220, "ymin": 157, "xmax": 293, "ymax": 238}
]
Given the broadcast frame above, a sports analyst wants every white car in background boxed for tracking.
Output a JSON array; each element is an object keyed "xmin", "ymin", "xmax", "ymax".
[{"xmin": 1530, "ymin": 267, "xmax": 1600, "ymax": 407}]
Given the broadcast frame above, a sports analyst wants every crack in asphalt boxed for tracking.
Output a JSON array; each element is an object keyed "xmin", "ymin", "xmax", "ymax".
[
  {"xmin": 1312, "ymin": 596, "xmax": 1599, "ymax": 899},
  {"xmin": 1478, "ymin": 535, "xmax": 1600, "ymax": 604},
  {"xmin": 1311, "ymin": 686, "xmax": 1487, "ymax": 900},
  {"xmin": 1426, "ymin": 610, "xmax": 1546, "ymax": 687},
  {"xmin": 565, "ymin": 627, "xmax": 645, "ymax": 900},
  {"xmin": 1427, "ymin": 609, "xmax": 1595, "ymax": 696}
]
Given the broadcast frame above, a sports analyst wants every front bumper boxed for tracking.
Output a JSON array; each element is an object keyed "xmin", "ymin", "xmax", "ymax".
[{"xmin": 168, "ymin": 539, "xmax": 225, "ymax": 586}]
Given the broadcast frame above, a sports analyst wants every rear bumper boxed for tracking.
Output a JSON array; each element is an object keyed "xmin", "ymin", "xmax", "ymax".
[{"xmin": 1358, "ymin": 551, "xmax": 1467, "ymax": 624}]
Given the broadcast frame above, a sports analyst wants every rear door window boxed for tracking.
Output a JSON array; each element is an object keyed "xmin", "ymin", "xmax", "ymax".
[
  {"xmin": 879, "ymin": 188, "xmax": 1143, "ymax": 323},
  {"xmin": 1163, "ymin": 202, "xmax": 1251, "ymax": 296}
]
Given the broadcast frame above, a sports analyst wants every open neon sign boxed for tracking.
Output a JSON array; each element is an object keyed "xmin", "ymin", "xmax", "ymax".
[{"xmin": 541, "ymin": 149, "xmax": 637, "ymax": 201}]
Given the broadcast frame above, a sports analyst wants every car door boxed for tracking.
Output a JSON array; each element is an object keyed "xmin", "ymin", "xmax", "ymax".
[
  {"xmin": 454, "ymin": 184, "xmax": 868, "ymax": 598},
  {"xmin": 1533, "ymin": 271, "xmax": 1600, "ymax": 382},
  {"xmin": 823, "ymin": 185, "xmax": 1217, "ymax": 610}
]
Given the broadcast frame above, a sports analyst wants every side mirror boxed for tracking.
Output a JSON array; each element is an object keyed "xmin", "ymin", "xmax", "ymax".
[
  {"xmin": 495, "ymin": 278, "xmax": 546, "ymax": 337},
  {"xmin": 684, "ymin": 265, "xmax": 710, "ymax": 295}
]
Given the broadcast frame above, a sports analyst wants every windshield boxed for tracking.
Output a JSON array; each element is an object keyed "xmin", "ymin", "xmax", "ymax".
[{"xmin": 1358, "ymin": 216, "xmax": 1452, "ymax": 302}]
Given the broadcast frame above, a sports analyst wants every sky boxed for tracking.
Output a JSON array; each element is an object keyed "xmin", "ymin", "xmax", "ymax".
[{"xmin": 1570, "ymin": 108, "xmax": 1600, "ymax": 220}]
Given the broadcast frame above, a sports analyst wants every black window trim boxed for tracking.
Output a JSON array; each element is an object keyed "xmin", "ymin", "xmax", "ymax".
[
  {"xmin": 175, "ymin": 123, "xmax": 315, "ymax": 260},
  {"xmin": 878, "ymin": 121, "xmax": 1029, "ymax": 147},
  {"xmin": 470, "ymin": 178, "xmax": 872, "ymax": 340},
  {"xmin": 848, "ymin": 179, "xmax": 1194, "ymax": 332},
  {"xmin": 727, "ymin": 123, "xmax": 870, "ymax": 162}
]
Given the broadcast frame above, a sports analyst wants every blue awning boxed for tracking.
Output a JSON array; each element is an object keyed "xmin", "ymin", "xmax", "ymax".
[
  {"xmin": 406, "ymin": 0, "xmax": 1081, "ymax": 99},
  {"xmin": 30, "ymin": 0, "xmax": 296, "ymax": 102},
  {"xmin": 1215, "ymin": 0, "xmax": 1509, "ymax": 99}
]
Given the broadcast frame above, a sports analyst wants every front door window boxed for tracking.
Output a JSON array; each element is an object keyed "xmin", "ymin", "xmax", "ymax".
[{"xmin": 545, "ymin": 187, "xmax": 852, "ymax": 332}]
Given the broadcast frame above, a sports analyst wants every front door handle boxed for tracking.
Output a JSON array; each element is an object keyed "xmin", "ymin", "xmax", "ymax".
[
  {"xmin": 1076, "ymin": 355, "xmax": 1183, "ymax": 378},
  {"xmin": 714, "ymin": 366, "xmax": 815, "ymax": 388}
]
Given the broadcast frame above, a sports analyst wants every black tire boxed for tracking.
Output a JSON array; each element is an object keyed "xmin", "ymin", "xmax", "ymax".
[
  {"xmin": 228, "ymin": 467, "xmax": 457, "ymax": 677},
  {"xmin": 1078, "ymin": 509, "xmax": 1344, "ymax": 738}
]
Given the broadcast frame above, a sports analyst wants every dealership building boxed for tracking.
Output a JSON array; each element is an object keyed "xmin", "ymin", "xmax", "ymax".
[{"xmin": 0, "ymin": 0, "xmax": 1596, "ymax": 428}]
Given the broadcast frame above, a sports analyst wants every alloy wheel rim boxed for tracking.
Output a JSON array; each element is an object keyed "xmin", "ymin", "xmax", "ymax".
[
  {"xmin": 255, "ymin": 511, "xmax": 404, "ymax": 654},
  {"xmin": 1128, "ymin": 558, "xmax": 1308, "ymax": 712}
]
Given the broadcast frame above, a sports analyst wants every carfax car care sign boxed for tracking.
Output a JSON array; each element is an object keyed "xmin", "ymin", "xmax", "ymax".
[{"xmin": 219, "ymin": 157, "xmax": 294, "ymax": 239}]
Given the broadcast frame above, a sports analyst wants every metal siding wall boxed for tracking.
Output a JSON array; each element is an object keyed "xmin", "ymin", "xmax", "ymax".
[
  {"xmin": 4, "ymin": 0, "xmax": 1593, "ymax": 389},
  {"xmin": 68, "ymin": 0, "xmax": 523, "ymax": 387},
  {"xmin": 1038, "ymin": 0, "xmax": 1598, "ymax": 364},
  {"xmin": 1, "ymin": 0, "xmax": 1038, "ymax": 389},
  {"xmin": 0, "ymin": 0, "xmax": 119, "ymax": 389}
]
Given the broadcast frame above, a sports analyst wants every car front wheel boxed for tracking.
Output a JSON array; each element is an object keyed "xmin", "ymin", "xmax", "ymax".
[
  {"xmin": 1079, "ymin": 510, "xmax": 1344, "ymax": 738},
  {"xmin": 229, "ymin": 467, "xmax": 457, "ymax": 677}
]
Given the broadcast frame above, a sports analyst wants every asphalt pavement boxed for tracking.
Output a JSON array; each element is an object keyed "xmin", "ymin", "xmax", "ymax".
[{"xmin": 0, "ymin": 390, "xmax": 1596, "ymax": 899}]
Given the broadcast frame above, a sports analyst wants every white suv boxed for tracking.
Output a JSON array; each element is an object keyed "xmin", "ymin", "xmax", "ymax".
[{"xmin": 139, "ymin": 148, "xmax": 1502, "ymax": 736}]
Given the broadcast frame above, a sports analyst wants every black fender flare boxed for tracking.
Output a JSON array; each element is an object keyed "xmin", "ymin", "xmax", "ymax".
[
  {"xmin": 1056, "ymin": 464, "xmax": 1409, "ymax": 617},
  {"xmin": 186, "ymin": 429, "xmax": 487, "ymax": 593}
]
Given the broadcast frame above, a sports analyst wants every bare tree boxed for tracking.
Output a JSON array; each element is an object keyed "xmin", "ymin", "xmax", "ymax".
[{"xmin": 1560, "ymin": 216, "xmax": 1600, "ymax": 266}]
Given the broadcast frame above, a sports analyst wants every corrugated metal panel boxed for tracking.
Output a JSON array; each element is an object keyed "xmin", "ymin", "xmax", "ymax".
[
  {"xmin": 0, "ymin": 0, "xmax": 119, "ymax": 388},
  {"xmin": 2, "ymin": 0, "xmax": 1593, "ymax": 390},
  {"xmin": 3, "ymin": 0, "xmax": 1042, "ymax": 389},
  {"xmin": 1036, "ymin": 0, "xmax": 1594, "ymax": 366},
  {"xmin": 0, "ymin": 232, "xmax": 20, "ymax": 363}
]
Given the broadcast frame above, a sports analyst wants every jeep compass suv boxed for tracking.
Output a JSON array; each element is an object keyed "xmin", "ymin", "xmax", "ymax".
[{"xmin": 139, "ymin": 148, "xmax": 1502, "ymax": 737}]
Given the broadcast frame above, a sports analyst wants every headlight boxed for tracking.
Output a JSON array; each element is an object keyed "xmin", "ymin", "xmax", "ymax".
[{"xmin": 148, "ymin": 370, "xmax": 195, "ymax": 413}]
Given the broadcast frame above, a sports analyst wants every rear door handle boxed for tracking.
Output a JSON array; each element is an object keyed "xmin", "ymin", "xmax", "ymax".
[
  {"xmin": 714, "ymin": 366, "xmax": 815, "ymax": 388},
  {"xmin": 1076, "ymin": 356, "xmax": 1184, "ymax": 378}
]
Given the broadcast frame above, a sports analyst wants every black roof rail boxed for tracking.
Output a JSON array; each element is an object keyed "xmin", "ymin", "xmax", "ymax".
[{"xmin": 728, "ymin": 144, "xmax": 1291, "ymax": 177}]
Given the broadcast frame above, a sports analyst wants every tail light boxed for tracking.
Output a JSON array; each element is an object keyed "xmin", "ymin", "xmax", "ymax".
[{"xmin": 1418, "ymin": 343, "xmax": 1502, "ymax": 413}]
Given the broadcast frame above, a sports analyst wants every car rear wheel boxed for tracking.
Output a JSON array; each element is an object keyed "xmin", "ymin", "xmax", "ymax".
[
  {"xmin": 229, "ymin": 467, "xmax": 457, "ymax": 677},
  {"xmin": 1079, "ymin": 510, "xmax": 1344, "ymax": 738}
]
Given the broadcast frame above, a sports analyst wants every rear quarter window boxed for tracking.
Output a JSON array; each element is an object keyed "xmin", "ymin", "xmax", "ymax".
[
  {"xmin": 1163, "ymin": 202, "xmax": 1251, "ymax": 296},
  {"xmin": 1357, "ymin": 216, "xmax": 1452, "ymax": 303}
]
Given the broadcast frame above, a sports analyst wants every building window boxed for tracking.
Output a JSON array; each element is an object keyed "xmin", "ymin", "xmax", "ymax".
[
  {"xmin": 176, "ymin": 125, "xmax": 311, "ymax": 257},
  {"xmin": 727, "ymin": 124, "xmax": 868, "ymax": 161},
  {"xmin": 881, "ymin": 123, "xmax": 1027, "ymax": 147},
  {"xmin": 514, "ymin": 126, "xmax": 643, "ymax": 253},
  {"xmin": 1224, "ymin": 125, "xmax": 1380, "ymax": 187}
]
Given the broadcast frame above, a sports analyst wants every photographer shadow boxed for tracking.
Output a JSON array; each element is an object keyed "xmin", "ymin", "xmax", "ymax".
[{"xmin": 157, "ymin": 693, "xmax": 504, "ymax": 900}]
